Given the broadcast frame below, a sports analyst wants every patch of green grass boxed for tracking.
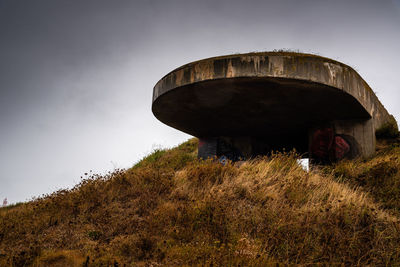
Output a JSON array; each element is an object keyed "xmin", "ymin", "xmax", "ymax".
[
  {"xmin": 133, "ymin": 138, "xmax": 198, "ymax": 170},
  {"xmin": 133, "ymin": 148, "xmax": 167, "ymax": 168},
  {"xmin": 376, "ymin": 115, "xmax": 399, "ymax": 139},
  {"xmin": 0, "ymin": 202, "xmax": 24, "ymax": 212}
]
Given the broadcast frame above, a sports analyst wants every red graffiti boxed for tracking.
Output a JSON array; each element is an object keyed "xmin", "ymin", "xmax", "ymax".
[
  {"xmin": 311, "ymin": 128, "xmax": 350, "ymax": 161},
  {"xmin": 198, "ymin": 139, "xmax": 206, "ymax": 147},
  {"xmin": 310, "ymin": 128, "xmax": 334, "ymax": 159},
  {"xmin": 334, "ymin": 135, "xmax": 350, "ymax": 159}
]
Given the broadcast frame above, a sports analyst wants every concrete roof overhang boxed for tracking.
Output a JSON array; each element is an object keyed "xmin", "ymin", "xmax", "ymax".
[{"xmin": 152, "ymin": 52, "xmax": 391, "ymax": 138}]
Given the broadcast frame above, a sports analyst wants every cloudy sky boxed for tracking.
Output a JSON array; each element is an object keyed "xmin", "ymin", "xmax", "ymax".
[{"xmin": 1, "ymin": 0, "xmax": 399, "ymax": 203}]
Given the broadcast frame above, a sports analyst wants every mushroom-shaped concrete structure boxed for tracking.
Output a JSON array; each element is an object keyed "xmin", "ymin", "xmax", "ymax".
[{"xmin": 152, "ymin": 52, "xmax": 394, "ymax": 162}]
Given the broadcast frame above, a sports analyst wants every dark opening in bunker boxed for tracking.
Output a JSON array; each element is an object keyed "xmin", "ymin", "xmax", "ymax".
[
  {"xmin": 198, "ymin": 123, "xmax": 362, "ymax": 164},
  {"xmin": 198, "ymin": 133, "xmax": 310, "ymax": 162}
]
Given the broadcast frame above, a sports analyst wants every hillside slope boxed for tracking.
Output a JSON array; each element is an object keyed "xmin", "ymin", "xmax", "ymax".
[{"xmin": 1, "ymin": 138, "xmax": 400, "ymax": 266}]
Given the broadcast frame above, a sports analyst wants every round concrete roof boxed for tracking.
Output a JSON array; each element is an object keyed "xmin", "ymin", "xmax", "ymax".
[{"xmin": 152, "ymin": 52, "xmax": 390, "ymax": 137}]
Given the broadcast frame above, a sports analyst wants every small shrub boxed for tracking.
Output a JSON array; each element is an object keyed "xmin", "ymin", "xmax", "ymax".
[
  {"xmin": 87, "ymin": 230, "xmax": 101, "ymax": 241},
  {"xmin": 376, "ymin": 115, "xmax": 399, "ymax": 139}
]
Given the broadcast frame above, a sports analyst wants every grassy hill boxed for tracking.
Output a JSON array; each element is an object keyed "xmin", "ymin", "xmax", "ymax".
[{"xmin": 1, "ymin": 137, "xmax": 400, "ymax": 266}]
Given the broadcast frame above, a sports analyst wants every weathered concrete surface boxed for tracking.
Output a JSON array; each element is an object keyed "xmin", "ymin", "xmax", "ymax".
[{"xmin": 152, "ymin": 52, "xmax": 394, "ymax": 161}]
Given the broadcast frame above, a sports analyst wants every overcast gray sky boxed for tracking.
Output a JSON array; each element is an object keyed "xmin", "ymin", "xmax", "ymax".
[{"xmin": 1, "ymin": 0, "xmax": 399, "ymax": 203}]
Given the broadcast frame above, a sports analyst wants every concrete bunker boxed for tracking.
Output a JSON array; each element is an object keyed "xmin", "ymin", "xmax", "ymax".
[{"xmin": 152, "ymin": 52, "xmax": 394, "ymax": 163}]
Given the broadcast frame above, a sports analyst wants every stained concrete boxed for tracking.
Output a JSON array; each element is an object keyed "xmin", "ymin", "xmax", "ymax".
[{"xmin": 152, "ymin": 52, "xmax": 394, "ymax": 161}]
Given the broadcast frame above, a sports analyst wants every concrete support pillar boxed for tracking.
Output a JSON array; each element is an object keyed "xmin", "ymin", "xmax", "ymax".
[
  {"xmin": 309, "ymin": 119, "xmax": 375, "ymax": 163},
  {"xmin": 198, "ymin": 137, "xmax": 218, "ymax": 159},
  {"xmin": 333, "ymin": 119, "xmax": 375, "ymax": 158}
]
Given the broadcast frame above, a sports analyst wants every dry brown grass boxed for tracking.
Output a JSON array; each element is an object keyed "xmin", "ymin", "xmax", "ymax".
[
  {"xmin": 1, "ymin": 138, "xmax": 400, "ymax": 266},
  {"xmin": 326, "ymin": 137, "xmax": 400, "ymax": 215}
]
